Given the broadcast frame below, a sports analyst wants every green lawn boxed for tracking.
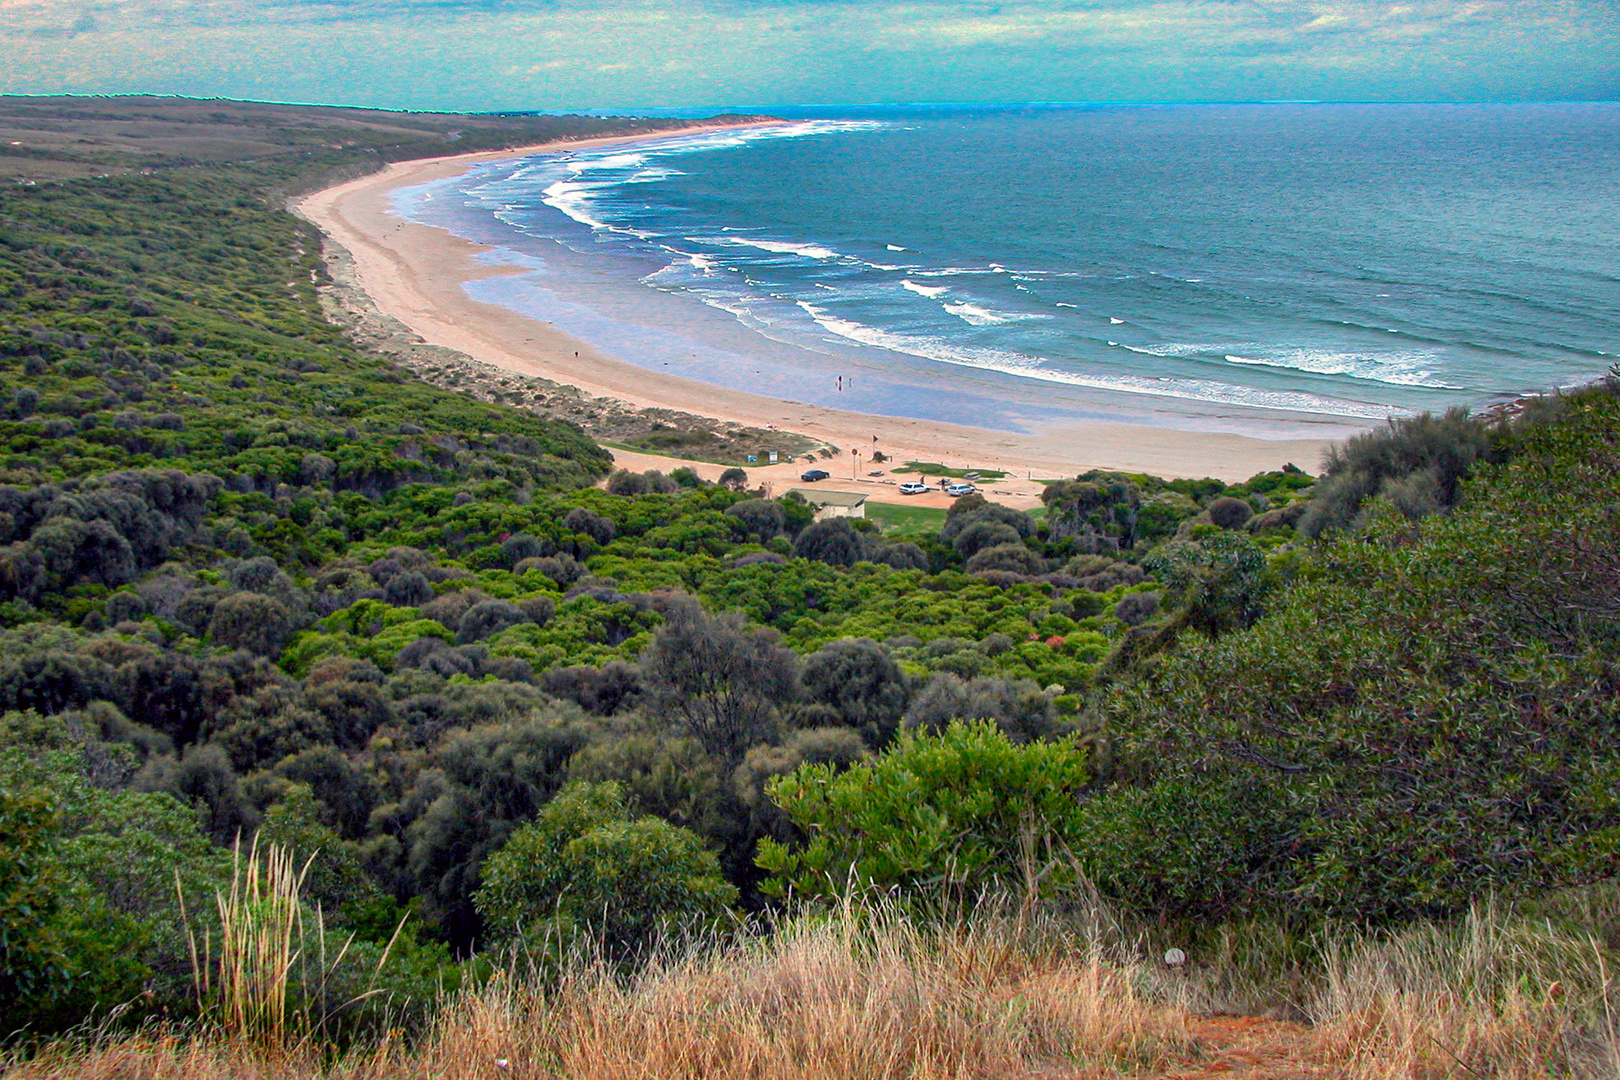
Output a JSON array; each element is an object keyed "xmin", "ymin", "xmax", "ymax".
[
  {"xmin": 867, "ymin": 502, "xmax": 948, "ymax": 535},
  {"xmin": 893, "ymin": 461, "xmax": 1010, "ymax": 480}
]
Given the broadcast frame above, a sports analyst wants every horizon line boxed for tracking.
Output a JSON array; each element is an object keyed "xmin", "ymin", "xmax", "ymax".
[{"xmin": 3, "ymin": 91, "xmax": 1619, "ymax": 117}]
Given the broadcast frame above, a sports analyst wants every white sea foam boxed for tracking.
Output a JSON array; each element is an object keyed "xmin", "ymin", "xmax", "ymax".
[
  {"xmin": 910, "ymin": 267, "xmax": 996, "ymax": 278},
  {"xmin": 1112, "ymin": 340, "xmax": 1461, "ymax": 390},
  {"xmin": 567, "ymin": 152, "xmax": 646, "ymax": 173},
  {"xmin": 629, "ymin": 167, "xmax": 682, "ymax": 183},
  {"xmin": 1110, "ymin": 317, "xmax": 1125, "ymax": 324},
  {"xmin": 698, "ymin": 295, "xmax": 759, "ymax": 321},
  {"xmin": 587, "ymin": 118, "xmax": 884, "ymax": 163},
  {"xmin": 1116, "ymin": 342, "xmax": 1208, "ymax": 358},
  {"xmin": 794, "ymin": 302, "xmax": 1402, "ymax": 419},
  {"xmin": 943, "ymin": 301, "xmax": 1051, "ymax": 326},
  {"xmin": 707, "ymin": 236, "xmax": 845, "ymax": 261},
  {"xmin": 1220, "ymin": 347, "xmax": 1463, "ymax": 388},
  {"xmin": 945, "ymin": 303, "xmax": 1008, "ymax": 326},
  {"xmin": 494, "ymin": 119, "xmax": 884, "ymax": 237},
  {"xmin": 887, "ymin": 244, "xmax": 907, "ymax": 251},
  {"xmin": 1056, "ymin": 302, "xmax": 1079, "ymax": 309},
  {"xmin": 902, "ymin": 280, "xmax": 949, "ymax": 298},
  {"xmin": 540, "ymin": 180, "xmax": 609, "ymax": 230}
]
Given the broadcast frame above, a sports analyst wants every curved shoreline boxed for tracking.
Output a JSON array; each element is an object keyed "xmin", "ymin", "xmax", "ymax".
[{"xmin": 296, "ymin": 122, "xmax": 1343, "ymax": 485}]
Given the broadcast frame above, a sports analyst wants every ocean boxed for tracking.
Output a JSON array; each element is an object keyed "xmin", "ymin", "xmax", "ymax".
[{"xmin": 395, "ymin": 104, "xmax": 1620, "ymax": 440}]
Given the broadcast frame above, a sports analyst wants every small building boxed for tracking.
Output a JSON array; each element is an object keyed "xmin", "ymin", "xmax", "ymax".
[{"xmin": 787, "ymin": 488, "xmax": 868, "ymax": 521}]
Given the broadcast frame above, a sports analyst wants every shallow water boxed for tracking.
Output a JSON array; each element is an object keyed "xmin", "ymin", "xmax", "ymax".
[{"xmin": 396, "ymin": 104, "xmax": 1620, "ymax": 439}]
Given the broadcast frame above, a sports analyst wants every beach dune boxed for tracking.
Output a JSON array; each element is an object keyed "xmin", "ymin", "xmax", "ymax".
[{"xmin": 298, "ymin": 123, "xmax": 1341, "ymax": 487}]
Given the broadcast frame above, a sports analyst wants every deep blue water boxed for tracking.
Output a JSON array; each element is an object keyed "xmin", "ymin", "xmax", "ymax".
[{"xmin": 396, "ymin": 104, "xmax": 1620, "ymax": 438}]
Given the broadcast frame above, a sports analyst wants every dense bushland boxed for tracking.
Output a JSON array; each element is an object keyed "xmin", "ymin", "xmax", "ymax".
[{"xmin": 1083, "ymin": 390, "xmax": 1620, "ymax": 924}]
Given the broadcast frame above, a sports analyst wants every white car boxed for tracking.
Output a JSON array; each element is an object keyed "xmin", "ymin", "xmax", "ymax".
[
  {"xmin": 945, "ymin": 482, "xmax": 977, "ymax": 497},
  {"xmin": 898, "ymin": 481, "xmax": 930, "ymax": 495}
]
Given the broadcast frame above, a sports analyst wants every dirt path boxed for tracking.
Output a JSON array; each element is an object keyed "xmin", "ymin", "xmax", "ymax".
[
  {"xmin": 1162, "ymin": 1016, "xmax": 1325, "ymax": 1079},
  {"xmin": 1026, "ymin": 1016, "xmax": 1325, "ymax": 1080}
]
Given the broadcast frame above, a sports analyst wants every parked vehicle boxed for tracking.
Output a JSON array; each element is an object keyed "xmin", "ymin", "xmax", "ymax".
[
  {"xmin": 800, "ymin": 469, "xmax": 830, "ymax": 482},
  {"xmin": 898, "ymin": 481, "xmax": 930, "ymax": 495},
  {"xmin": 945, "ymin": 482, "xmax": 976, "ymax": 497}
]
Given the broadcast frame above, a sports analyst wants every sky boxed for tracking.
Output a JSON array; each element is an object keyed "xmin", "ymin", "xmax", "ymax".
[{"xmin": 2, "ymin": 0, "xmax": 1616, "ymax": 111}]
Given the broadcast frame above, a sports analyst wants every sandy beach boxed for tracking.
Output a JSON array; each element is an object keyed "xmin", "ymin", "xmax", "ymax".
[{"xmin": 297, "ymin": 122, "xmax": 1344, "ymax": 494}]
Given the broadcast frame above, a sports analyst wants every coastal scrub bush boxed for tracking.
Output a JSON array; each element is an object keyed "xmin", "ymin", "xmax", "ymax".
[
  {"xmin": 563, "ymin": 507, "xmax": 616, "ymax": 545},
  {"xmin": 475, "ymin": 781, "xmax": 736, "ymax": 955},
  {"xmin": 0, "ymin": 787, "xmax": 67, "ymax": 1023},
  {"xmin": 384, "ymin": 570, "xmax": 434, "ymax": 607},
  {"xmin": 458, "ymin": 599, "xmax": 526, "ymax": 644},
  {"xmin": 1205, "ymin": 496, "xmax": 1253, "ymax": 530},
  {"xmin": 867, "ymin": 541, "xmax": 928, "ymax": 571},
  {"xmin": 640, "ymin": 608, "xmax": 798, "ymax": 760},
  {"xmin": 502, "ymin": 534, "xmax": 553, "ymax": 566},
  {"xmin": 1298, "ymin": 406, "xmax": 1495, "ymax": 538},
  {"xmin": 951, "ymin": 520, "xmax": 1022, "ymax": 559},
  {"xmin": 1, "ymin": 720, "xmax": 235, "ymax": 1028},
  {"xmin": 1141, "ymin": 535, "xmax": 1269, "ymax": 638},
  {"xmin": 1113, "ymin": 591, "xmax": 1161, "ymax": 626},
  {"xmin": 902, "ymin": 673, "xmax": 1055, "ymax": 743},
  {"xmin": 791, "ymin": 518, "xmax": 863, "ymax": 567},
  {"xmin": 1042, "ymin": 475, "xmax": 1141, "ymax": 551},
  {"xmin": 757, "ymin": 720, "xmax": 1090, "ymax": 904},
  {"xmin": 798, "ymin": 637, "xmax": 908, "ymax": 746},
  {"xmin": 723, "ymin": 498, "xmax": 784, "ymax": 542},
  {"xmin": 208, "ymin": 592, "xmax": 294, "ymax": 657},
  {"xmin": 940, "ymin": 501, "xmax": 1035, "ymax": 546},
  {"xmin": 965, "ymin": 543, "xmax": 1046, "ymax": 576}
]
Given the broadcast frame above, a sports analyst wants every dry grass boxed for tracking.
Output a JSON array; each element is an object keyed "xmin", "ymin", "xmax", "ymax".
[
  {"xmin": 410, "ymin": 912, "xmax": 1193, "ymax": 1080},
  {"xmin": 1309, "ymin": 903, "xmax": 1620, "ymax": 1080},
  {"xmin": 8, "ymin": 897, "xmax": 1620, "ymax": 1080},
  {"xmin": 7, "ymin": 907, "xmax": 1193, "ymax": 1080}
]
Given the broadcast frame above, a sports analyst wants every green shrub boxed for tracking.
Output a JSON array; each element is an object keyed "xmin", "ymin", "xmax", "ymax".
[
  {"xmin": 207, "ymin": 591, "xmax": 292, "ymax": 656},
  {"xmin": 475, "ymin": 781, "xmax": 736, "ymax": 955},
  {"xmin": 757, "ymin": 720, "xmax": 1090, "ymax": 904},
  {"xmin": 1206, "ymin": 496, "xmax": 1253, "ymax": 529},
  {"xmin": 792, "ymin": 518, "xmax": 864, "ymax": 566},
  {"xmin": 799, "ymin": 637, "xmax": 908, "ymax": 746},
  {"xmin": 1298, "ymin": 406, "xmax": 1496, "ymax": 538},
  {"xmin": 964, "ymin": 542, "xmax": 1045, "ymax": 576}
]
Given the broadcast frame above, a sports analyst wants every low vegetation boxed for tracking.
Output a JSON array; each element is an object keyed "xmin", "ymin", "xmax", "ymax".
[{"xmin": 2, "ymin": 97, "xmax": 1618, "ymax": 1078}]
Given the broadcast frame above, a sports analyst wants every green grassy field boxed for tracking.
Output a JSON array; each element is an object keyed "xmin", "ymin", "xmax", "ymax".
[
  {"xmin": 866, "ymin": 502, "xmax": 947, "ymax": 535},
  {"xmin": 893, "ymin": 461, "xmax": 1010, "ymax": 480}
]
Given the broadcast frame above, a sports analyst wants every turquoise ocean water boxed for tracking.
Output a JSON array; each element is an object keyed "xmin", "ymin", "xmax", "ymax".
[{"xmin": 395, "ymin": 104, "xmax": 1620, "ymax": 439}]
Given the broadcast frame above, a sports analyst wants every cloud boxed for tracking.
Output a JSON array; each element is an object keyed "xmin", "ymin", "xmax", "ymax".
[{"xmin": 0, "ymin": 0, "xmax": 1614, "ymax": 108}]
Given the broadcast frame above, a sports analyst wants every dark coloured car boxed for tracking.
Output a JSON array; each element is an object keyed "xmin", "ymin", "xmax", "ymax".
[{"xmin": 801, "ymin": 469, "xmax": 830, "ymax": 481}]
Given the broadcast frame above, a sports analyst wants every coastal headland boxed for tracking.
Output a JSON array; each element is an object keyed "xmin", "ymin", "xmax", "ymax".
[{"xmin": 298, "ymin": 120, "xmax": 1345, "ymax": 496}]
